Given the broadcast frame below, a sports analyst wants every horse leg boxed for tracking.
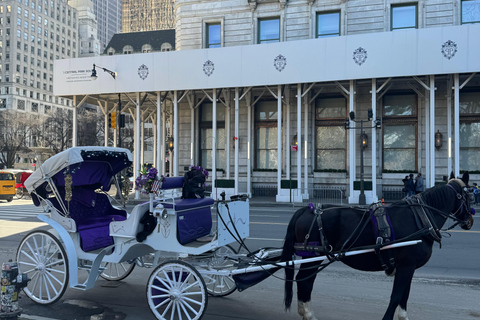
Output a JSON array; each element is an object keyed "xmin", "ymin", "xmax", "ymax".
[
  {"xmin": 382, "ymin": 266, "xmax": 415, "ymax": 320},
  {"xmin": 296, "ymin": 261, "xmax": 320, "ymax": 320},
  {"xmin": 395, "ymin": 278, "xmax": 413, "ymax": 320}
]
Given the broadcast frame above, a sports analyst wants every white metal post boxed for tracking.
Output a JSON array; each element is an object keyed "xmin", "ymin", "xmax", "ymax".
[
  {"xmin": 212, "ymin": 89, "xmax": 217, "ymax": 194},
  {"xmin": 304, "ymin": 88, "xmax": 308, "ymax": 197},
  {"xmin": 104, "ymin": 101, "xmax": 108, "ymax": 147},
  {"xmin": 297, "ymin": 84, "xmax": 302, "ymax": 198},
  {"xmin": 447, "ymin": 78, "xmax": 452, "ymax": 176},
  {"xmin": 349, "ymin": 80, "xmax": 356, "ymax": 203},
  {"xmin": 234, "ymin": 88, "xmax": 239, "ymax": 195},
  {"xmin": 371, "ymin": 79, "xmax": 378, "ymax": 202},
  {"xmin": 156, "ymin": 92, "xmax": 162, "ymax": 172},
  {"xmin": 454, "ymin": 74, "xmax": 460, "ymax": 177},
  {"xmin": 72, "ymin": 96, "xmax": 77, "ymax": 147},
  {"xmin": 173, "ymin": 91, "xmax": 179, "ymax": 176},
  {"xmin": 429, "ymin": 75, "xmax": 435, "ymax": 186},
  {"xmin": 277, "ymin": 85, "xmax": 282, "ymax": 199},
  {"xmin": 247, "ymin": 92, "xmax": 252, "ymax": 196},
  {"xmin": 135, "ymin": 92, "xmax": 141, "ymax": 199}
]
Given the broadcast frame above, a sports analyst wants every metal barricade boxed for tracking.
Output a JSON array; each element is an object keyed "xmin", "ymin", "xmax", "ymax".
[
  {"xmin": 252, "ymin": 184, "xmax": 277, "ymax": 197},
  {"xmin": 382, "ymin": 187, "xmax": 405, "ymax": 202},
  {"xmin": 295, "ymin": 187, "xmax": 345, "ymax": 206}
]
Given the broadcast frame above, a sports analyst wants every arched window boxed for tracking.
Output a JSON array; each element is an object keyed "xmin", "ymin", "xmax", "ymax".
[
  {"xmin": 107, "ymin": 47, "xmax": 115, "ymax": 55},
  {"xmin": 123, "ymin": 45, "xmax": 133, "ymax": 54},
  {"xmin": 142, "ymin": 44, "xmax": 152, "ymax": 53},
  {"xmin": 161, "ymin": 42, "xmax": 172, "ymax": 52}
]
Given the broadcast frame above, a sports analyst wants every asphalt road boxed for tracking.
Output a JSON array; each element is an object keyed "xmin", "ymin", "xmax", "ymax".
[{"xmin": 0, "ymin": 199, "xmax": 479, "ymax": 320}]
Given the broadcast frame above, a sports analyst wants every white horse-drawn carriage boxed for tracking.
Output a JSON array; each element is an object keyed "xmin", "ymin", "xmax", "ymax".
[
  {"xmin": 17, "ymin": 146, "xmax": 249, "ymax": 320},
  {"xmin": 17, "ymin": 146, "xmax": 423, "ymax": 320}
]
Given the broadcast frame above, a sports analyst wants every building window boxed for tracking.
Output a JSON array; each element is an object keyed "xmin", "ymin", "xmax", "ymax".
[
  {"xmin": 382, "ymin": 94, "xmax": 417, "ymax": 172},
  {"xmin": 459, "ymin": 91, "xmax": 480, "ymax": 171},
  {"xmin": 141, "ymin": 44, "xmax": 152, "ymax": 53},
  {"xmin": 31, "ymin": 102, "xmax": 38, "ymax": 112},
  {"xmin": 461, "ymin": 0, "xmax": 480, "ymax": 24},
  {"xmin": 199, "ymin": 103, "xmax": 225, "ymax": 170},
  {"xmin": 316, "ymin": 11, "xmax": 340, "ymax": 38},
  {"xmin": 391, "ymin": 4, "xmax": 417, "ymax": 30},
  {"xmin": 123, "ymin": 45, "xmax": 133, "ymax": 54},
  {"xmin": 17, "ymin": 99, "xmax": 25, "ymax": 110},
  {"xmin": 160, "ymin": 42, "xmax": 172, "ymax": 52},
  {"xmin": 315, "ymin": 97, "xmax": 347, "ymax": 170},
  {"xmin": 107, "ymin": 48, "xmax": 115, "ymax": 55},
  {"xmin": 254, "ymin": 100, "xmax": 278, "ymax": 169},
  {"xmin": 206, "ymin": 23, "xmax": 221, "ymax": 48},
  {"xmin": 258, "ymin": 18, "xmax": 280, "ymax": 44}
]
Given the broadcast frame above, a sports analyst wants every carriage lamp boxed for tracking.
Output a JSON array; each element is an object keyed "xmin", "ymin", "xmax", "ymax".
[
  {"xmin": 435, "ymin": 130, "xmax": 443, "ymax": 150},
  {"xmin": 91, "ymin": 64, "xmax": 117, "ymax": 80},
  {"xmin": 361, "ymin": 132, "xmax": 368, "ymax": 150}
]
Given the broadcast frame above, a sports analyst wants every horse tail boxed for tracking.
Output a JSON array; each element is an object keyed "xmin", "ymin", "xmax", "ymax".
[{"xmin": 282, "ymin": 206, "xmax": 309, "ymax": 310}]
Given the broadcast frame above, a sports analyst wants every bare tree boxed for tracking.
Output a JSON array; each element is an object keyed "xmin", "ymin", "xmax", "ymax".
[
  {"xmin": 77, "ymin": 107, "xmax": 104, "ymax": 146},
  {"xmin": 0, "ymin": 111, "xmax": 38, "ymax": 168},
  {"xmin": 38, "ymin": 108, "xmax": 72, "ymax": 154}
]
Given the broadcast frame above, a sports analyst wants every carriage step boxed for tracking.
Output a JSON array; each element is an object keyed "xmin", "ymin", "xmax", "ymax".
[{"xmin": 72, "ymin": 284, "xmax": 88, "ymax": 291}]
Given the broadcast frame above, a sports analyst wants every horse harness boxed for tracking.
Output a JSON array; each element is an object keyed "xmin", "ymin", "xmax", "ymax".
[
  {"xmin": 294, "ymin": 203, "xmax": 398, "ymax": 273},
  {"xmin": 404, "ymin": 194, "xmax": 443, "ymax": 245}
]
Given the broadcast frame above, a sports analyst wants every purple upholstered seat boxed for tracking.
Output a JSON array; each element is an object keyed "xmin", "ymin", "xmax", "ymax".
[
  {"xmin": 49, "ymin": 191, "xmax": 127, "ymax": 252},
  {"xmin": 161, "ymin": 198, "xmax": 214, "ymax": 245}
]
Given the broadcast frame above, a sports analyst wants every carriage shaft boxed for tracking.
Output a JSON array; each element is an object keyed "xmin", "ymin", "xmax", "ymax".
[{"xmin": 222, "ymin": 240, "xmax": 422, "ymax": 277}]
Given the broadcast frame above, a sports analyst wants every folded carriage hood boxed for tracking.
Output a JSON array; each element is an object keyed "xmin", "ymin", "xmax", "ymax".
[{"xmin": 25, "ymin": 146, "xmax": 133, "ymax": 193}]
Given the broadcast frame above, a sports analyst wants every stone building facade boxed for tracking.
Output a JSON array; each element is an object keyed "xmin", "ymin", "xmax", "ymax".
[{"xmin": 171, "ymin": 0, "xmax": 480, "ymax": 202}]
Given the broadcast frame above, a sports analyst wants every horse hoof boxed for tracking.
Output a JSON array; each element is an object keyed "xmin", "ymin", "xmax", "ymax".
[
  {"xmin": 397, "ymin": 307, "xmax": 409, "ymax": 320},
  {"xmin": 298, "ymin": 301, "xmax": 318, "ymax": 320}
]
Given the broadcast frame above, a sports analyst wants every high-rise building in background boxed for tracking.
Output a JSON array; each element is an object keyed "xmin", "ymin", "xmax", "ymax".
[
  {"xmin": 0, "ymin": 0, "xmax": 78, "ymax": 114},
  {"xmin": 68, "ymin": 0, "xmax": 100, "ymax": 57},
  {"xmin": 122, "ymin": 0, "xmax": 175, "ymax": 33},
  {"xmin": 91, "ymin": 0, "xmax": 122, "ymax": 51}
]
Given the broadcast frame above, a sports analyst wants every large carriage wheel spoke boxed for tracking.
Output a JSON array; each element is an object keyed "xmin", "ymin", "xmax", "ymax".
[
  {"xmin": 147, "ymin": 261, "xmax": 207, "ymax": 320},
  {"xmin": 17, "ymin": 231, "xmax": 69, "ymax": 305}
]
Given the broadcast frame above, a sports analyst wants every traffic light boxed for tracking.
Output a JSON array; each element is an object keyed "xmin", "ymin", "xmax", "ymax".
[
  {"xmin": 368, "ymin": 108, "xmax": 373, "ymax": 121},
  {"xmin": 119, "ymin": 114, "xmax": 125, "ymax": 128},
  {"xmin": 344, "ymin": 118, "xmax": 350, "ymax": 130},
  {"xmin": 108, "ymin": 112, "xmax": 116, "ymax": 128}
]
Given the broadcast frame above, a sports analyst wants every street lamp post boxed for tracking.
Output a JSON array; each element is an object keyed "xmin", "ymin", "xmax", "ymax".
[{"xmin": 345, "ymin": 109, "xmax": 380, "ymax": 205}]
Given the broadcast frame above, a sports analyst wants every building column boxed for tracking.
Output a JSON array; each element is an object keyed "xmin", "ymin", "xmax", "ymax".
[
  {"xmin": 447, "ymin": 77, "xmax": 453, "ymax": 176},
  {"xmin": 303, "ymin": 87, "xmax": 308, "ymax": 197}
]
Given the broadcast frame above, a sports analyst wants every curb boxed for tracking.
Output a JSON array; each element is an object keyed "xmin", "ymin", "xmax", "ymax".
[{"xmin": 19, "ymin": 315, "xmax": 58, "ymax": 320}]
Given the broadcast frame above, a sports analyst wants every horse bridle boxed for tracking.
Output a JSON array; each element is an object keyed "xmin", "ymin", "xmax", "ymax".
[{"xmin": 445, "ymin": 180, "xmax": 475, "ymax": 229}]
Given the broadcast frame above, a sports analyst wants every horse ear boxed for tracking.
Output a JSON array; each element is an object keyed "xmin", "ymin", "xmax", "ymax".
[
  {"xmin": 449, "ymin": 171, "xmax": 455, "ymax": 180},
  {"xmin": 461, "ymin": 171, "xmax": 470, "ymax": 186}
]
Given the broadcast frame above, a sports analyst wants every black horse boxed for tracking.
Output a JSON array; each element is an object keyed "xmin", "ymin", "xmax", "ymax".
[{"xmin": 282, "ymin": 173, "xmax": 474, "ymax": 320}]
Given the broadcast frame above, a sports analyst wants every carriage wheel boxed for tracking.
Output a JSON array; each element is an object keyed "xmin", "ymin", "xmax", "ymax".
[
  {"xmin": 198, "ymin": 245, "xmax": 237, "ymax": 297},
  {"xmin": 16, "ymin": 230, "xmax": 69, "ymax": 305},
  {"xmin": 15, "ymin": 188, "xmax": 24, "ymax": 199},
  {"xmin": 100, "ymin": 261, "xmax": 135, "ymax": 281},
  {"xmin": 146, "ymin": 260, "xmax": 207, "ymax": 320}
]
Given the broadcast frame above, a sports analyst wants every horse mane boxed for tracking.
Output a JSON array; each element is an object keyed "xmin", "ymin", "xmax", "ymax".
[{"xmin": 418, "ymin": 183, "xmax": 451, "ymax": 212}]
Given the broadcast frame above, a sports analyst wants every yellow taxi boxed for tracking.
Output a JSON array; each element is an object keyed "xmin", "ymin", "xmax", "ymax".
[{"xmin": 0, "ymin": 171, "xmax": 16, "ymax": 202}]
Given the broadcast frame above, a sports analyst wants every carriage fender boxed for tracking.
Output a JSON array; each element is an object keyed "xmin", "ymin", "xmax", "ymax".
[{"xmin": 37, "ymin": 214, "xmax": 79, "ymax": 288}]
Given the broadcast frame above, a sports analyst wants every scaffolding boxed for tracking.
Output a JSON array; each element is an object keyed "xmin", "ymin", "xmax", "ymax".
[{"xmin": 122, "ymin": 0, "xmax": 175, "ymax": 33}]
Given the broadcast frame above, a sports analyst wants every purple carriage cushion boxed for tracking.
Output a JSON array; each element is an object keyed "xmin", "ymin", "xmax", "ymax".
[
  {"xmin": 161, "ymin": 177, "xmax": 184, "ymax": 189},
  {"xmin": 161, "ymin": 198, "xmax": 214, "ymax": 211},
  {"xmin": 176, "ymin": 206, "xmax": 212, "ymax": 245},
  {"xmin": 161, "ymin": 198, "xmax": 214, "ymax": 245}
]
